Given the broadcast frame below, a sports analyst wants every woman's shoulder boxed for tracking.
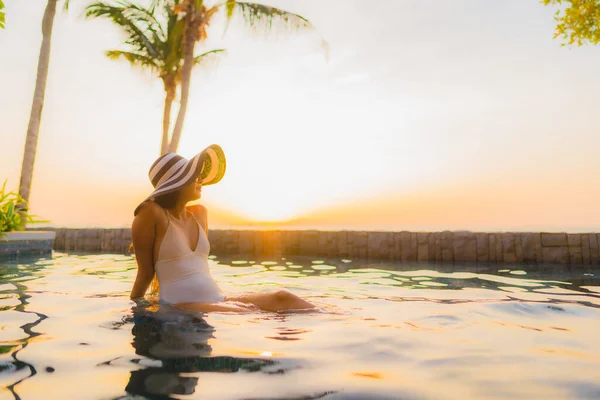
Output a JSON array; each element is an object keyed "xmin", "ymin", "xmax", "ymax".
[
  {"xmin": 134, "ymin": 200, "xmax": 165, "ymax": 221},
  {"xmin": 186, "ymin": 204, "xmax": 207, "ymax": 218},
  {"xmin": 186, "ymin": 204, "xmax": 208, "ymax": 231}
]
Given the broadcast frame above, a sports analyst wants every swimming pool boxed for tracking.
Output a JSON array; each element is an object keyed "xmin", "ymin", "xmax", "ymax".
[{"xmin": 1, "ymin": 253, "xmax": 599, "ymax": 399}]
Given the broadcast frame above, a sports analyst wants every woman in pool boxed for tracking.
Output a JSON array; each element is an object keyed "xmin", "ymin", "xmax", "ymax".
[{"xmin": 130, "ymin": 144, "xmax": 316, "ymax": 313}]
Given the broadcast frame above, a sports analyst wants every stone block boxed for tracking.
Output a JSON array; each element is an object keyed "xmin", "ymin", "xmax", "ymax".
[
  {"xmin": 567, "ymin": 234, "xmax": 582, "ymax": 264},
  {"xmin": 53, "ymin": 229, "xmax": 66, "ymax": 251},
  {"xmin": 417, "ymin": 233, "xmax": 430, "ymax": 261},
  {"xmin": 208, "ymin": 230, "xmax": 223, "ymax": 253},
  {"xmin": 392, "ymin": 232, "xmax": 402, "ymax": 261},
  {"xmin": 64, "ymin": 229, "xmax": 77, "ymax": 252},
  {"xmin": 434, "ymin": 232, "xmax": 443, "ymax": 262},
  {"xmin": 298, "ymin": 231, "xmax": 319, "ymax": 255},
  {"xmin": 282, "ymin": 230, "xmax": 299, "ymax": 255},
  {"xmin": 262, "ymin": 230, "xmax": 282, "ymax": 257},
  {"xmin": 224, "ymin": 230, "xmax": 240, "ymax": 254},
  {"xmin": 238, "ymin": 231, "xmax": 255, "ymax": 254},
  {"xmin": 441, "ymin": 231, "xmax": 453, "ymax": 262},
  {"xmin": 100, "ymin": 229, "xmax": 114, "ymax": 252},
  {"xmin": 581, "ymin": 234, "xmax": 591, "ymax": 265},
  {"xmin": 542, "ymin": 246, "xmax": 570, "ymax": 264},
  {"xmin": 590, "ymin": 234, "xmax": 599, "ymax": 265},
  {"xmin": 495, "ymin": 234, "xmax": 504, "ymax": 262},
  {"xmin": 453, "ymin": 231, "xmax": 477, "ymax": 262},
  {"xmin": 541, "ymin": 233, "xmax": 568, "ymax": 247},
  {"xmin": 567, "ymin": 234, "xmax": 581, "ymax": 247},
  {"xmin": 428, "ymin": 232, "xmax": 438, "ymax": 262},
  {"xmin": 410, "ymin": 233, "xmax": 418, "ymax": 261},
  {"xmin": 475, "ymin": 233, "xmax": 489, "ymax": 262},
  {"xmin": 113, "ymin": 229, "xmax": 127, "ymax": 253},
  {"xmin": 399, "ymin": 231, "xmax": 411, "ymax": 261},
  {"xmin": 254, "ymin": 231, "xmax": 266, "ymax": 255},
  {"xmin": 521, "ymin": 233, "xmax": 542, "ymax": 263},
  {"xmin": 337, "ymin": 231, "xmax": 349, "ymax": 258},
  {"xmin": 501, "ymin": 233, "xmax": 517, "ymax": 263},
  {"xmin": 82, "ymin": 230, "xmax": 101, "ymax": 252},
  {"xmin": 514, "ymin": 233, "xmax": 523, "ymax": 262},
  {"xmin": 489, "ymin": 234, "xmax": 497, "ymax": 262},
  {"xmin": 368, "ymin": 232, "xmax": 392, "ymax": 260},
  {"xmin": 348, "ymin": 231, "xmax": 368, "ymax": 259},
  {"xmin": 318, "ymin": 231, "xmax": 336, "ymax": 257},
  {"xmin": 569, "ymin": 245, "xmax": 583, "ymax": 265}
]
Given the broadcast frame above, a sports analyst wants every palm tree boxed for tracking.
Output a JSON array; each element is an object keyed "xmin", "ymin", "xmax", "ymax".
[
  {"xmin": 18, "ymin": 0, "xmax": 69, "ymax": 205},
  {"xmin": 86, "ymin": 1, "xmax": 225, "ymax": 155},
  {"xmin": 168, "ymin": 0, "xmax": 320, "ymax": 152}
]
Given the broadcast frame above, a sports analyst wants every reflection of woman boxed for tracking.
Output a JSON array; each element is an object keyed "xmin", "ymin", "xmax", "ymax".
[
  {"xmin": 130, "ymin": 145, "xmax": 316, "ymax": 313},
  {"xmin": 126, "ymin": 310, "xmax": 277, "ymax": 397}
]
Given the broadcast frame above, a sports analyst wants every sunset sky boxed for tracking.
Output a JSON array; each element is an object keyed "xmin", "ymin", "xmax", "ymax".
[{"xmin": 1, "ymin": 0, "xmax": 599, "ymax": 232}]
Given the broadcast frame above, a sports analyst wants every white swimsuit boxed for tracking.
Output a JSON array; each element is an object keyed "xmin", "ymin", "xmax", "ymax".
[{"xmin": 154, "ymin": 210, "xmax": 226, "ymax": 304}]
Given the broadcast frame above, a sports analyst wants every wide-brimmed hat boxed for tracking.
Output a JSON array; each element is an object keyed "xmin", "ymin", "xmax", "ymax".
[{"xmin": 134, "ymin": 144, "xmax": 226, "ymax": 216}]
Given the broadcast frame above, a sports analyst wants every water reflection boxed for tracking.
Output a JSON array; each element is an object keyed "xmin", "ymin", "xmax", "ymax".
[
  {"xmin": 111, "ymin": 305, "xmax": 285, "ymax": 398},
  {"xmin": 0, "ymin": 257, "xmax": 52, "ymax": 400},
  {"xmin": 215, "ymin": 255, "xmax": 600, "ymax": 308},
  {"xmin": 1, "ymin": 253, "xmax": 599, "ymax": 399}
]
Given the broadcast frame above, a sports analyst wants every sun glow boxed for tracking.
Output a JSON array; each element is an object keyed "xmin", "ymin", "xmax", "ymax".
[{"xmin": 179, "ymin": 97, "xmax": 388, "ymax": 224}]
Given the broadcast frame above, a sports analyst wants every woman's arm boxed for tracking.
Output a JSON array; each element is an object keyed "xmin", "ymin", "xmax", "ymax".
[{"xmin": 130, "ymin": 202, "xmax": 157, "ymax": 300}]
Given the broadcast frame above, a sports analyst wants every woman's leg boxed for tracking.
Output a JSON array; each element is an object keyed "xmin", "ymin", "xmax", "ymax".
[
  {"xmin": 225, "ymin": 290, "xmax": 315, "ymax": 312},
  {"xmin": 174, "ymin": 302, "xmax": 253, "ymax": 313}
]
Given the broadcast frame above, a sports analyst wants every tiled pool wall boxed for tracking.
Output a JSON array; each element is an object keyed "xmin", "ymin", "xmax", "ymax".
[
  {"xmin": 0, "ymin": 231, "xmax": 56, "ymax": 260},
  {"xmin": 44, "ymin": 228, "xmax": 600, "ymax": 265},
  {"xmin": 0, "ymin": 239, "xmax": 54, "ymax": 259}
]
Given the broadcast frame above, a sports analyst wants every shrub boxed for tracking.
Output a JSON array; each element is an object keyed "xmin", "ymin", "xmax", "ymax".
[{"xmin": 0, "ymin": 180, "xmax": 49, "ymax": 238}]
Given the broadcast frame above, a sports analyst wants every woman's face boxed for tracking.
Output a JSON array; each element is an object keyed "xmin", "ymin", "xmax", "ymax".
[{"xmin": 181, "ymin": 177, "xmax": 202, "ymax": 202}]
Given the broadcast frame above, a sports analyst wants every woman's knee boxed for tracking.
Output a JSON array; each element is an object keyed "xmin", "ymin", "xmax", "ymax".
[{"xmin": 273, "ymin": 290, "xmax": 292, "ymax": 302}]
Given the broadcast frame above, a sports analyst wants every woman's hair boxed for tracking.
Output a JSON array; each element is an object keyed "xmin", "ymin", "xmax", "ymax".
[
  {"xmin": 153, "ymin": 190, "xmax": 181, "ymax": 209},
  {"xmin": 130, "ymin": 190, "xmax": 183, "ymax": 297}
]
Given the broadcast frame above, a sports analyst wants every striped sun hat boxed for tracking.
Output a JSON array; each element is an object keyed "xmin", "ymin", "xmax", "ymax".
[{"xmin": 134, "ymin": 144, "xmax": 226, "ymax": 216}]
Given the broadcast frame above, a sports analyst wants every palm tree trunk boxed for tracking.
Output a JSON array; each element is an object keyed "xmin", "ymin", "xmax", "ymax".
[
  {"xmin": 168, "ymin": 8, "xmax": 200, "ymax": 153},
  {"xmin": 161, "ymin": 76, "xmax": 176, "ymax": 155},
  {"xmin": 18, "ymin": 0, "xmax": 58, "ymax": 204}
]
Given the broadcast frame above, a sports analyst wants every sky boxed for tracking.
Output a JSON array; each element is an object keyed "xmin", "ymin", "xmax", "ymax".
[{"xmin": 0, "ymin": 0, "xmax": 599, "ymax": 232}]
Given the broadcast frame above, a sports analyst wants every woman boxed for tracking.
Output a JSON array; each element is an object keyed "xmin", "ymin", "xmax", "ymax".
[{"xmin": 130, "ymin": 144, "xmax": 316, "ymax": 313}]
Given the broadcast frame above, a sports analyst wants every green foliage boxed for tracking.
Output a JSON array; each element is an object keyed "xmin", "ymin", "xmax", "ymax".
[
  {"xmin": 0, "ymin": 0, "xmax": 5, "ymax": 29},
  {"xmin": 85, "ymin": 1, "xmax": 224, "ymax": 81},
  {"xmin": 541, "ymin": 0, "xmax": 600, "ymax": 45},
  {"xmin": 0, "ymin": 180, "xmax": 49, "ymax": 238},
  {"xmin": 225, "ymin": 1, "xmax": 311, "ymax": 32}
]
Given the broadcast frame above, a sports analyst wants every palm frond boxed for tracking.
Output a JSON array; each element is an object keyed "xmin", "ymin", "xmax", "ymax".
[
  {"xmin": 85, "ymin": 2, "xmax": 160, "ymax": 59},
  {"xmin": 117, "ymin": 1, "xmax": 166, "ymax": 42},
  {"xmin": 194, "ymin": 48, "xmax": 226, "ymax": 66},
  {"xmin": 105, "ymin": 50, "xmax": 160, "ymax": 71},
  {"xmin": 222, "ymin": 1, "xmax": 312, "ymax": 33},
  {"xmin": 163, "ymin": 16, "xmax": 186, "ymax": 71}
]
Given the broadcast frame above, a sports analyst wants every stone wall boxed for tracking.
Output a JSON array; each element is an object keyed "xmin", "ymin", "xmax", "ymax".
[
  {"xmin": 46, "ymin": 228, "xmax": 600, "ymax": 265},
  {"xmin": 50, "ymin": 228, "xmax": 132, "ymax": 254}
]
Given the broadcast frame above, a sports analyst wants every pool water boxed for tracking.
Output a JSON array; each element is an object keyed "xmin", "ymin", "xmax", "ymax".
[{"xmin": 1, "ymin": 253, "xmax": 599, "ymax": 400}]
